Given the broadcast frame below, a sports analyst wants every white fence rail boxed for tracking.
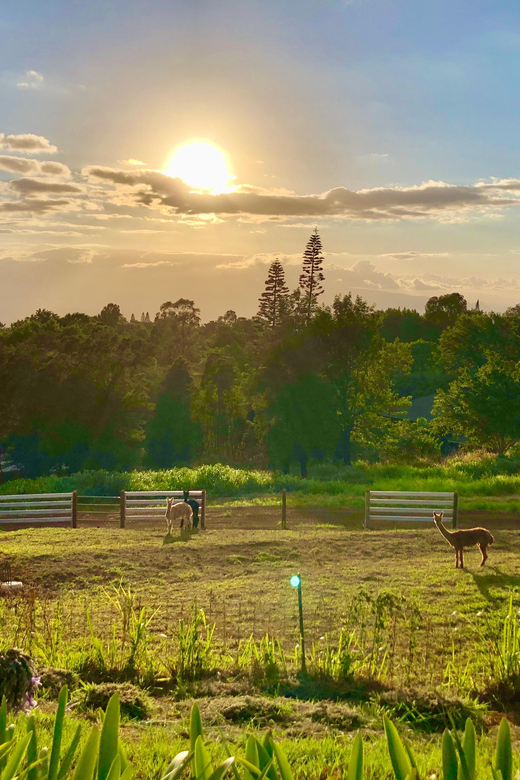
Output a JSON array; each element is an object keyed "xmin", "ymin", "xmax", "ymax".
[
  {"xmin": 364, "ymin": 490, "xmax": 458, "ymax": 529},
  {"xmin": 120, "ymin": 490, "xmax": 206, "ymax": 529},
  {"xmin": 0, "ymin": 492, "xmax": 77, "ymax": 527}
]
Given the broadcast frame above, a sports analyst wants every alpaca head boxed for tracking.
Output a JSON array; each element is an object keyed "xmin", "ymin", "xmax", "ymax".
[
  {"xmin": 166, "ymin": 497, "xmax": 173, "ymax": 518},
  {"xmin": 433, "ymin": 511, "xmax": 444, "ymax": 526},
  {"xmin": 183, "ymin": 490, "xmax": 189, "ymax": 502}
]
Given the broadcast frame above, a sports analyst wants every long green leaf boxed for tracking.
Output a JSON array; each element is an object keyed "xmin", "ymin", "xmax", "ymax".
[
  {"xmin": 254, "ymin": 739, "xmax": 277, "ymax": 780},
  {"xmin": 442, "ymin": 730, "xmax": 458, "ymax": 780},
  {"xmin": 0, "ymin": 699, "xmax": 6, "ymax": 747},
  {"xmin": 242, "ymin": 737, "xmax": 260, "ymax": 780},
  {"xmin": 272, "ymin": 743, "xmax": 293, "ymax": 780},
  {"xmin": 98, "ymin": 695, "xmax": 120, "ymax": 780},
  {"xmin": 494, "ymin": 718, "xmax": 512, "ymax": 780},
  {"xmin": 25, "ymin": 717, "xmax": 38, "ymax": 780},
  {"xmin": 207, "ymin": 758, "xmax": 235, "ymax": 780},
  {"xmin": 105, "ymin": 757, "xmax": 121, "ymax": 780},
  {"xmin": 347, "ymin": 733, "xmax": 363, "ymax": 780},
  {"xmin": 120, "ymin": 767, "xmax": 133, "ymax": 780},
  {"xmin": 194, "ymin": 735, "xmax": 212, "ymax": 780},
  {"xmin": 160, "ymin": 751, "xmax": 191, "ymax": 780},
  {"xmin": 1, "ymin": 733, "xmax": 32, "ymax": 780},
  {"xmin": 460, "ymin": 719, "xmax": 476, "ymax": 780},
  {"xmin": 190, "ymin": 705, "xmax": 203, "ymax": 756},
  {"xmin": 72, "ymin": 728, "xmax": 99, "ymax": 780},
  {"xmin": 234, "ymin": 759, "xmax": 261, "ymax": 777},
  {"xmin": 383, "ymin": 715, "xmax": 412, "ymax": 780},
  {"xmin": 57, "ymin": 724, "xmax": 82, "ymax": 780},
  {"xmin": 451, "ymin": 723, "xmax": 470, "ymax": 780},
  {"xmin": 48, "ymin": 686, "xmax": 68, "ymax": 780}
]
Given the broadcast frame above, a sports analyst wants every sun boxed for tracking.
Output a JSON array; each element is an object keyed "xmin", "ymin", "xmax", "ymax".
[{"xmin": 163, "ymin": 140, "xmax": 233, "ymax": 192}]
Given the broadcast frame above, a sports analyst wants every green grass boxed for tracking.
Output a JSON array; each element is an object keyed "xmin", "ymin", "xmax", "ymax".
[{"xmin": 2, "ymin": 452, "xmax": 520, "ymax": 502}]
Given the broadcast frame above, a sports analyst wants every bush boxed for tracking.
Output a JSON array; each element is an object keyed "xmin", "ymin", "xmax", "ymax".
[{"xmin": 0, "ymin": 648, "xmax": 38, "ymax": 710}]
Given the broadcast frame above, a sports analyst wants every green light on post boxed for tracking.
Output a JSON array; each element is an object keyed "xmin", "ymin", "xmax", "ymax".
[{"xmin": 290, "ymin": 572, "xmax": 306, "ymax": 673}]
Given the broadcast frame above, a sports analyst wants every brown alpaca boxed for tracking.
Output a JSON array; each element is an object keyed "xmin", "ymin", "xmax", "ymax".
[{"xmin": 433, "ymin": 511, "xmax": 494, "ymax": 568}]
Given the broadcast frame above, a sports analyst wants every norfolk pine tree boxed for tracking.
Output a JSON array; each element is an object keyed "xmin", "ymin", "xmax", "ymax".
[
  {"xmin": 256, "ymin": 260, "xmax": 290, "ymax": 327},
  {"xmin": 299, "ymin": 228, "xmax": 325, "ymax": 323}
]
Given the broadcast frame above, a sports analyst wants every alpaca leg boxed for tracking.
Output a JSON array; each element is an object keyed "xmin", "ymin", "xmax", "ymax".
[
  {"xmin": 479, "ymin": 543, "xmax": 488, "ymax": 566},
  {"xmin": 459, "ymin": 548, "xmax": 464, "ymax": 569},
  {"xmin": 455, "ymin": 549, "xmax": 459, "ymax": 568}
]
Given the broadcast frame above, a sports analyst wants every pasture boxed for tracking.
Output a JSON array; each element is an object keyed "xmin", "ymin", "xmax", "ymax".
[{"xmin": 1, "ymin": 501, "xmax": 520, "ymax": 778}]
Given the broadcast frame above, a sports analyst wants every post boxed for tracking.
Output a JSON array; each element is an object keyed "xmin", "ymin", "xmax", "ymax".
[
  {"xmin": 201, "ymin": 490, "xmax": 206, "ymax": 529},
  {"xmin": 120, "ymin": 490, "xmax": 126, "ymax": 529},
  {"xmin": 71, "ymin": 490, "xmax": 77, "ymax": 529},
  {"xmin": 453, "ymin": 492, "xmax": 458, "ymax": 529},
  {"xmin": 281, "ymin": 488, "xmax": 287, "ymax": 529},
  {"xmin": 297, "ymin": 575, "xmax": 306, "ymax": 673},
  {"xmin": 364, "ymin": 490, "xmax": 372, "ymax": 529}
]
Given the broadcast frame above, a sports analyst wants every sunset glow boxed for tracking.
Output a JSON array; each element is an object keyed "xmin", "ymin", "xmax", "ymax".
[{"xmin": 163, "ymin": 141, "xmax": 233, "ymax": 192}]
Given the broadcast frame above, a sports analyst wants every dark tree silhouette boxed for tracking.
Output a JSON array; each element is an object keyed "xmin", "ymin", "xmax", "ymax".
[
  {"xmin": 299, "ymin": 228, "xmax": 325, "ymax": 322},
  {"xmin": 98, "ymin": 303, "xmax": 125, "ymax": 326},
  {"xmin": 256, "ymin": 260, "xmax": 290, "ymax": 327}
]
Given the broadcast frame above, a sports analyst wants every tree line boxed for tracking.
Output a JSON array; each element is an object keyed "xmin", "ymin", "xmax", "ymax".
[{"xmin": 1, "ymin": 229, "xmax": 520, "ymax": 479}]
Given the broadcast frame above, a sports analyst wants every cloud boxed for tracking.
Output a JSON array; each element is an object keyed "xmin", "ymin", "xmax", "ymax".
[
  {"xmin": 16, "ymin": 70, "xmax": 44, "ymax": 89},
  {"xmin": 0, "ymin": 199, "xmax": 71, "ymax": 214},
  {"xmin": 118, "ymin": 158, "xmax": 146, "ymax": 166},
  {"xmin": 0, "ymin": 133, "xmax": 57, "ymax": 154},
  {"xmin": 358, "ymin": 152, "xmax": 391, "ymax": 162},
  {"xmin": 0, "ymin": 156, "xmax": 70, "ymax": 176},
  {"xmin": 8, "ymin": 178, "xmax": 83, "ymax": 197},
  {"xmin": 82, "ymin": 166, "xmax": 520, "ymax": 223}
]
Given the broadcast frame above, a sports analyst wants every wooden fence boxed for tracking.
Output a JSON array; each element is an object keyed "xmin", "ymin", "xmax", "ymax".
[
  {"xmin": 120, "ymin": 490, "xmax": 206, "ymax": 529},
  {"xmin": 364, "ymin": 490, "xmax": 458, "ymax": 529},
  {"xmin": 0, "ymin": 492, "xmax": 77, "ymax": 527}
]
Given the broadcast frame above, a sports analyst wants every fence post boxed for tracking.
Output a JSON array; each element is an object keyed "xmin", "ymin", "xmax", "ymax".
[
  {"xmin": 281, "ymin": 488, "xmax": 287, "ymax": 529},
  {"xmin": 120, "ymin": 490, "xmax": 126, "ymax": 529},
  {"xmin": 201, "ymin": 490, "xmax": 206, "ymax": 529},
  {"xmin": 71, "ymin": 490, "xmax": 77, "ymax": 529},
  {"xmin": 453, "ymin": 492, "xmax": 458, "ymax": 529},
  {"xmin": 364, "ymin": 490, "xmax": 372, "ymax": 529}
]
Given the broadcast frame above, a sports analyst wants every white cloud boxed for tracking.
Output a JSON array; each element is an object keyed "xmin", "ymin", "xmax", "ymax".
[
  {"xmin": 0, "ymin": 133, "xmax": 57, "ymax": 154},
  {"xmin": 16, "ymin": 70, "xmax": 44, "ymax": 89},
  {"xmin": 118, "ymin": 158, "xmax": 146, "ymax": 166}
]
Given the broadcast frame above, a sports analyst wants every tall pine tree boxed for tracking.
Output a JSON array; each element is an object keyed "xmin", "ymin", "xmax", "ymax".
[
  {"xmin": 256, "ymin": 260, "xmax": 290, "ymax": 327},
  {"xmin": 299, "ymin": 228, "xmax": 325, "ymax": 323}
]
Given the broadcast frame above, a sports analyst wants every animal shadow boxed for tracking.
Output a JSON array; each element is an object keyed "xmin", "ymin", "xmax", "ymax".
[
  {"xmin": 471, "ymin": 566, "xmax": 520, "ymax": 602},
  {"xmin": 162, "ymin": 528, "xmax": 198, "ymax": 545}
]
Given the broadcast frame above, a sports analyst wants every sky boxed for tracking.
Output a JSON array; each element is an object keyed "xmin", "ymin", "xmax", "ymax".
[{"xmin": 1, "ymin": 0, "xmax": 520, "ymax": 322}]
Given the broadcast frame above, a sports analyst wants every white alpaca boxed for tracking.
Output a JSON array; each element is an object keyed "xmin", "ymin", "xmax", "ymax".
[{"xmin": 165, "ymin": 497, "xmax": 193, "ymax": 534}]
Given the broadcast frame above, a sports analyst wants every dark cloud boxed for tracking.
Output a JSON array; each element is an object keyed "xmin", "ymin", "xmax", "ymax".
[
  {"xmin": 0, "ymin": 157, "xmax": 70, "ymax": 176},
  {"xmin": 9, "ymin": 178, "xmax": 83, "ymax": 197},
  {"xmin": 0, "ymin": 156, "xmax": 40, "ymax": 175},
  {"xmin": 0, "ymin": 199, "xmax": 71, "ymax": 214},
  {"xmin": 0, "ymin": 133, "xmax": 57, "ymax": 154},
  {"xmin": 82, "ymin": 167, "xmax": 520, "ymax": 221}
]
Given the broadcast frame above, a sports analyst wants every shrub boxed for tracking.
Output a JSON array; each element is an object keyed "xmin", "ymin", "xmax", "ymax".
[{"xmin": 0, "ymin": 648, "xmax": 38, "ymax": 710}]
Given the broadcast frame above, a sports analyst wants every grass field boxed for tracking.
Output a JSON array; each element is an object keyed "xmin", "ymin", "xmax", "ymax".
[{"xmin": 1, "ymin": 500, "xmax": 520, "ymax": 778}]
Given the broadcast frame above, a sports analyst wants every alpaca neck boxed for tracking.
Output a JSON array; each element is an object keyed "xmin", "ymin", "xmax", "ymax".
[{"xmin": 435, "ymin": 519, "xmax": 454, "ymax": 543}]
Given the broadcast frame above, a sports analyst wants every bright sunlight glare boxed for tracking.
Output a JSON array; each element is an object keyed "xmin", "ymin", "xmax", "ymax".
[{"xmin": 163, "ymin": 140, "xmax": 234, "ymax": 192}]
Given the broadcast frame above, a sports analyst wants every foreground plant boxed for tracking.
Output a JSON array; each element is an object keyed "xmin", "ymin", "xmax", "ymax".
[{"xmin": 0, "ymin": 686, "xmax": 130, "ymax": 780}]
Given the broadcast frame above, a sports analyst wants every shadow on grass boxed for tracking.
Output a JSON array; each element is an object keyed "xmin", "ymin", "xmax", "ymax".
[
  {"xmin": 163, "ymin": 528, "xmax": 199, "ymax": 545},
  {"xmin": 471, "ymin": 566, "xmax": 520, "ymax": 601}
]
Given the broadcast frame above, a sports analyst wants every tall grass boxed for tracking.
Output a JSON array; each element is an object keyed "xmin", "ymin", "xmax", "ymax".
[{"xmin": 2, "ymin": 452, "xmax": 520, "ymax": 499}]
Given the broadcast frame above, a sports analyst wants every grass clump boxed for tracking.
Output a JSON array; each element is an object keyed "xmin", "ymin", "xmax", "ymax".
[{"xmin": 75, "ymin": 681, "xmax": 152, "ymax": 720}]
